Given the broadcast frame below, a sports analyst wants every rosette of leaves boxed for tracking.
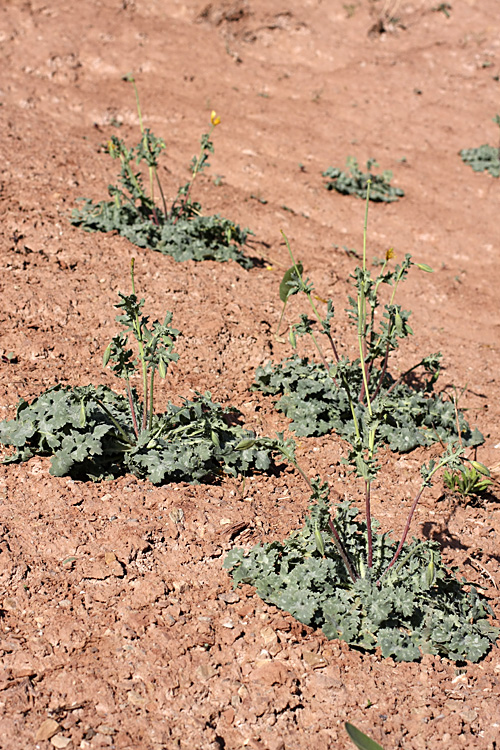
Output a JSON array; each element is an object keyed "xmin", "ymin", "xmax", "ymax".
[
  {"xmin": 0, "ymin": 263, "xmax": 281, "ymax": 483},
  {"xmin": 71, "ymin": 77, "xmax": 253, "ymax": 268},
  {"xmin": 254, "ymin": 355, "xmax": 483, "ymax": 450},
  {"xmin": 459, "ymin": 115, "xmax": 500, "ymax": 178},
  {"xmin": 323, "ymin": 157, "xmax": 404, "ymax": 202},
  {"xmin": 224, "ymin": 483, "xmax": 499, "ymax": 662},
  {"xmin": 0, "ymin": 385, "xmax": 278, "ymax": 483},
  {"xmin": 459, "ymin": 144, "xmax": 500, "ymax": 178}
]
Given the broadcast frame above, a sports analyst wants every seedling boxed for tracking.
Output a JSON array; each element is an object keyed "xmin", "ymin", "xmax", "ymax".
[
  {"xmin": 459, "ymin": 115, "xmax": 500, "ymax": 177},
  {"xmin": 323, "ymin": 157, "xmax": 404, "ymax": 202},
  {"xmin": 444, "ymin": 461, "xmax": 493, "ymax": 500},
  {"xmin": 0, "ymin": 263, "xmax": 283, "ymax": 483},
  {"xmin": 225, "ymin": 185, "xmax": 497, "ymax": 662},
  {"xmin": 71, "ymin": 75, "xmax": 253, "ymax": 267}
]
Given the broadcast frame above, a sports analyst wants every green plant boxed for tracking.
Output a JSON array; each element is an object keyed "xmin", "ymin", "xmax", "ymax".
[
  {"xmin": 225, "ymin": 185, "xmax": 497, "ymax": 662},
  {"xmin": 254, "ymin": 246, "xmax": 482, "ymax": 452},
  {"xmin": 459, "ymin": 115, "xmax": 500, "ymax": 177},
  {"xmin": 71, "ymin": 75, "xmax": 253, "ymax": 267},
  {"xmin": 225, "ymin": 481, "xmax": 498, "ymax": 662},
  {"xmin": 323, "ymin": 157, "xmax": 404, "ymax": 202},
  {"xmin": 0, "ymin": 262, "xmax": 283, "ymax": 484},
  {"xmin": 433, "ymin": 3, "xmax": 452, "ymax": 18},
  {"xmin": 443, "ymin": 461, "xmax": 493, "ymax": 499},
  {"xmin": 345, "ymin": 722, "xmax": 384, "ymax": 750}
]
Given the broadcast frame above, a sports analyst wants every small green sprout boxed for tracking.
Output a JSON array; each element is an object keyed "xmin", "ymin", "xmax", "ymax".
[{"xmin": 443, "ymin": 461, "xmax": 493, "ymax": 499}]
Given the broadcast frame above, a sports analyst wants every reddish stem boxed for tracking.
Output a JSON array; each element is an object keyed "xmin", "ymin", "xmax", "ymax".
[
  {"xmin": 125, "ymin": 381, "xmax": 140, "ymax": 439},
  {"xmin": 328, "ymin": 516, "xmax": 358, "ymax": 583},
  {"xmin": 365, "ymin": 481, "xmax": 373, "ymax": 567},
  {"xmin": 378, "ymin": 485, "xmax": 425, "ymax": 583}
]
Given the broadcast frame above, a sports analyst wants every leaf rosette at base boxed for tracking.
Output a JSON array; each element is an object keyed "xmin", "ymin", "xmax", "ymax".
[
  {"xmin": 0, "ymin": 385, "xmax": 279, "ymax": 484},
  {"xmin": 254, "ymin": 355, "xmax": 484, "ymax": 451},
  {"xmin": 224, "ymin": 488, "xmax": 499, "ymax": 663}
]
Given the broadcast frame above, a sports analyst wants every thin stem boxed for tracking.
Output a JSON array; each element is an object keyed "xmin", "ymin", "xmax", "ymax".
[
  {"xmin": 280, "ymin": 230, "xmax": 340, "ymax": 370},
  {"xmin": 328, "ymin": 517, "xmax": 358, "ymax": 583},
  {"xmin": 148, "ymin": 367, "xmax": 156, "ymax": 431},
  {"xmin": 378, "ymin": 452, "xmax": 459, "ymax": 582},
  {"xmin": 129, "ymin": 76, "xmax": 144, "ymax": 133},
  {"xmin": 365, "ymin": 481, "xmax": 373, "ymax": 567},
  {"xmin": 378, "ymin": 485, "xmax": 425, "ymax": 583},
  {"xmin": 125, "ymin": 381, "xmax": 140, "ymax": 439},
  {"xmin": 128, "ymin": 75, "xmax": 166, "ymax": 221},
  {"xmin": 130, "ymin": 259, "xmax": 149, "ymax": 431},
  {"xmin": 275, "ymin": 302, "xmax": 287, "ymax": 337},
  {"xmin": 357, "ymin": 181, "xmax": 373, "ymax": 413},
  {"xmin": 173, "ymin": 122, "xmax": 215, "ymax": 220},
  {"xmin": 288, "ymin": 446, "xmax": 358, "ymax": 583},
  {"xmin": 120, "ymin": 155, "xmax": 145, "ymax": 201},
  {"xmin": 362, "ymin": 179, "xmax": 371, "ymax": 271},
  {"xmin": 370, "ymin": 322, "xmax": 394, "ymax": 401},
  {"xmin": 359, "ymin": 182, "xmax": 376, "ymax": 570},
  {"xmin": 385, "ymin": 357, "xmax": 430, "ymax": 396},
  {"xmin": 155, "ymin": 170, "xmax": 168, "ymax": 217},
  {"xmin": 95, "ymin": 397, "xmax": 135, "ymax": 446}
]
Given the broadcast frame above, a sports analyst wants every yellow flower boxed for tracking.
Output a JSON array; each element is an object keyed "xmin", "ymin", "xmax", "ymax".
[
  {"xmin": 210, "ymin": 110, "xmax": 221, "ymax": 126},
  {"xmin": 385, "ymin": 247, "xmax": 395, "ymax": 261}
]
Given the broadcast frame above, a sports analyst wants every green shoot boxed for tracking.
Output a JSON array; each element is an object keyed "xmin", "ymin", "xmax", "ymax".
[{"xmin": 103, "ymin": 258, "xmax": 179, "ymax": 437}]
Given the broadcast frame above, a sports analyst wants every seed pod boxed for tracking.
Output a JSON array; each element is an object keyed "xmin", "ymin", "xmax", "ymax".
[
  {"xmin": 235, "ymin": 438, "xmax": 256, "ymax": 451},
  {"xmin": 314, "ymin": 523, "xmax": 325, "ymax": 557},
  {"xmin": 470, "ymin": 461, "xmax": 490, "ymax": 477},
  {"xmin": 158, "ymin": 358, "xmax": 167, "ymax": 379},
  {"xmin": 416, "ymin": 262, "xmax": 433, "ymax": 273},
  {"xmin": 422, "ymin": 554, "xmax": 436, "ymax": 588},
  {"xmin": 103, "ymin": 343, "xmax": 112, "ymax": 367},
  {"xmin": 289, "ymin": 326, "xmax": 297, "ymax": 349},
  {"xmin": 79, "ymin": 400, "xmax": 86, "ymax": 429}
]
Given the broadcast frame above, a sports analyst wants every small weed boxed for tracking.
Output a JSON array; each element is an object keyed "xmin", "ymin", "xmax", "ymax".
[
  {"xmin": 323, "ymin": 157, "xmax": 404, "ymax": 202},
  {"xmin": 433, "ymin": 3, "xmax": 452, "ymax": 18},
  {"xmin": 443, "ymin": 462, "xmax": 493, "ymax": 500},
  {"xmin": 71, "ymin": 75, "xmax": 253, "ymax": 267},
  {"xmin": 0, "ymin": 262, "xmax": 283, "ymax": 483},
  {"xmin": 459, "ymin": 115, "xmax": 500, "ymax": 177},
  {"xmin": 343, "ymin": 4, "xmax": 358, "ymax": 19},
  {"xmin": 226, "ymin": 184, "xmax": 497, "ymax": 663}
]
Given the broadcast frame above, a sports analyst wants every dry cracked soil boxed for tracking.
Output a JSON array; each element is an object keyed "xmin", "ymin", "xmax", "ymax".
[{"xmin": 1, "ymin": 1, "xmax": 500, "ymax": 748}]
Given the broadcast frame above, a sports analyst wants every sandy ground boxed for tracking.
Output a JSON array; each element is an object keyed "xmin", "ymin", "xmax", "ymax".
[{"xmin": 1, "ymin": 1, "xmax": 500, "ymax": 748}]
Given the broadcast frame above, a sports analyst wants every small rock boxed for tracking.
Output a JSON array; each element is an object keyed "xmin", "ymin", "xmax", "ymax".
[
  {"xmin": 197, "ymin": 663, "xmax": 218, "ymax": 681},
  {"xmin": 127, "ymin": 690, "xmax": 147, "ymax": 707},
  {"xmin": 50, "ymin": 735, "xmax": 71, "ymax": 749},
  {"xmin": 35, "ymin": 719, "xmax": 60, "ymax": 742},
  {"xmin": 97, "ymin": 725, "xmax": 117, "ymax": 736},
  {"xmin": 303, "ymin": 650, "xmax": 327, "ymax": 669},
  {"xmin": 260, "ymin": 626, "xmax": 277, "ymax": 648},
  {"xmin": 218, "ymin": 592, "xmax": 240, "ymax": 604}
]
